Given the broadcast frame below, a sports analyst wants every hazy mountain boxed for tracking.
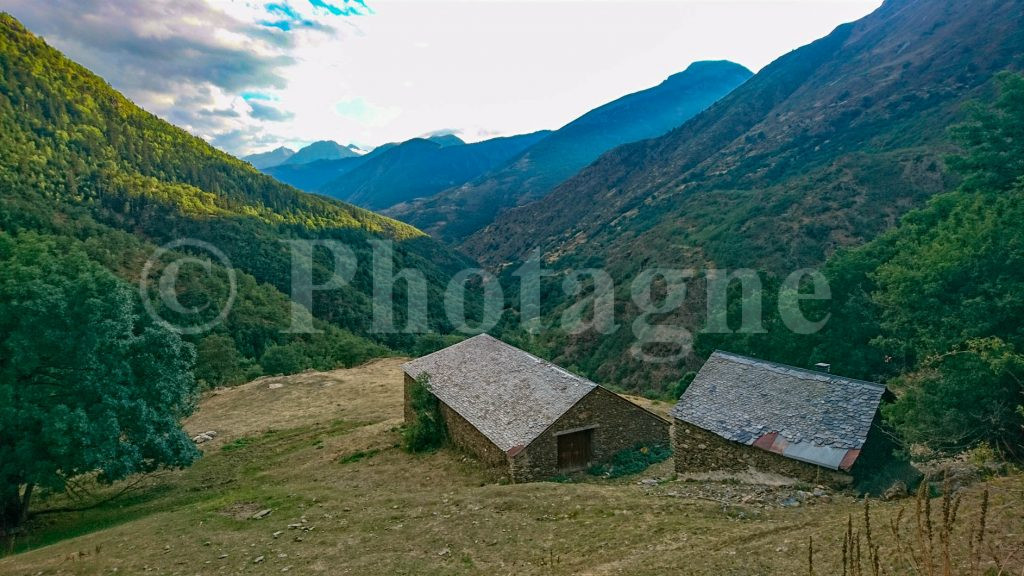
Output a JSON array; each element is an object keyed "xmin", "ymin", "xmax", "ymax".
[
  {"xmin": 243, "ymin": 146, "xmax": 295, "ymax": 169},
  {"xmin": 469, "ymin": 0, "xmax": 1024, "ymax": 389},
  {"xmin": 262, "ymin": 133, "xmax": 538, "ymax": 195},
  {"xmin": 263, "ymin": 156, "xmax": 371, "ymax": 192},
  {"xmin": 389, "ymin": 60, "xmax": 753, "ymax": 242},
  {"xmin": 283, "ymin": 140, "xmax": 362, "ymax": 165},
  {"xmin": 426, "ymin": 133, "xmax": 466, "ymax": 147},
  {"xmin": 319, "ymin": 131, "xmax": 550, "ymax": 211}
]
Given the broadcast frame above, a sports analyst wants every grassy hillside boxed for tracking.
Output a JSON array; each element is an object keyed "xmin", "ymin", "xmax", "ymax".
[
  {"xmin": 1, "ymin": 360, "xmax": 1020, "ymax": 575},
  {"xmin": 0, "ymin": 13, "xmax": 473, "ymax": 381},
  {"xmin": 390, "ymin": 61, "xmax": 752, "ymax": 243},
  {"xmin": 470, "ymin": 0, "xmax": 1024, "ymax": 392}
]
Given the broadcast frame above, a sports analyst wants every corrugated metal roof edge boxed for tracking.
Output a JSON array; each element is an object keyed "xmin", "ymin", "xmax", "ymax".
[{"xmin": 671, "ymin": 418, "xmax": 863, "ymax": 472}]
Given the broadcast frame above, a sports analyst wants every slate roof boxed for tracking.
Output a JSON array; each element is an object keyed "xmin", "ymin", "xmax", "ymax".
[
  {"xmin": 402, "ymin": 334, "xmax": 597, "ymax": 454},
  {"xmin": 670, "ymin": 351, "xmax": 886, "ymax": 471}
]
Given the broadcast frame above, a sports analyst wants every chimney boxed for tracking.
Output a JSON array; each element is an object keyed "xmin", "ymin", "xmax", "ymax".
[{"xmin": 814, "ymin": 362, "xmax": 831, "ymax": 374}]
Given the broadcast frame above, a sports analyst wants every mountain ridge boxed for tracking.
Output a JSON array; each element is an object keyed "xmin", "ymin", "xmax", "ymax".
[
  {"xmin": 282, "ymin": 140, "xmax": 362, "ymax": 165},
  {"xmin": 387, "ymin": 60, "xmax": 753, "ymax": 242},
  {"xmin": 470, "ymin": 0, "xmax": 1024, "ymax": 391},
  {"xmin": 243, "ymin": 146, "xmax": 296, "ymax": 169},
  {"xmin": 319, "ymin": 131, "xmax": 551, "ymax": 211},
  {"xmin": 0, "ymin": 13, "xmax": 472, "ymax": 382}
]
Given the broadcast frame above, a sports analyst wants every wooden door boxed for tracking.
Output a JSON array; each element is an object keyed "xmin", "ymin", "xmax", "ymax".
[{"xmin": 557, "ymin": 429, "xmax": 593, "ymax": 471}]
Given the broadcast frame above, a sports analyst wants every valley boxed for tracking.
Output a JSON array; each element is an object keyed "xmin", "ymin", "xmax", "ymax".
[{"xmin": 2, "ymin": 0, "xmax": 1024, "ymax": 572}]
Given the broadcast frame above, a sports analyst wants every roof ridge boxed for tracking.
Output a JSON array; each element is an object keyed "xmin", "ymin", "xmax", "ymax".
[
  {"xmin": 430, "ymin": 334, "xmax": 599, "ymax": 389},
  {"xmin": 402, "ymin": 334, "xmax": 597, "ymax": 452},
  {"xmin": 401, "ymin": 333, "xmax": 493, "ymax": 369},
  {"xmin": 711, "ymin": 350, "xmax": 885, "ymax": 390}
]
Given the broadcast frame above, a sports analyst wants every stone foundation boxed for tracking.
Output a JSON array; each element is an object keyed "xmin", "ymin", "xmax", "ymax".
[
  {"xmin": 672, "ymin": 419, "xmax": 852, "ymax": 488},
  {"xmin": 439, "ymin": 403, "xmax": 508, "ymax": 468}
]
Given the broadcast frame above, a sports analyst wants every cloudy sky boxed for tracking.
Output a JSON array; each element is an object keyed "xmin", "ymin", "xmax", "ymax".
[{"xmin": 5, "ymin": 0, "xmax": 882, "ymax": 156}]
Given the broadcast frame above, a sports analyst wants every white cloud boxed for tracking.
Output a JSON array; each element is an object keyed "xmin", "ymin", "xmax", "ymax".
[{"xmin": 4, "ymin": 0, "xmax": 883, "ymax": 155}]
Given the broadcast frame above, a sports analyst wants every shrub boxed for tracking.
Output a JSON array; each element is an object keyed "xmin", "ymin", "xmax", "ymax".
[
  {"xmin": 588, "ymin": 444, "xmax": 671, "ymax": 479},
  {"xmin": 195, "ymin": 334, "xmax": 254, "ymax": 387},
  {"xmin": 259, "ymin": 344, "xmax": 307, "ymax": 376},
  {"xmin": 669, "ymin": 372, "xmax": 697, "ymax": 400},
  {"xmin": 402, "ymin": 375, "xmax": 446, "ymax": 453},
  {"xmin": 884, "ymin": 338, "xmax": 1024, "ymax": 459}
]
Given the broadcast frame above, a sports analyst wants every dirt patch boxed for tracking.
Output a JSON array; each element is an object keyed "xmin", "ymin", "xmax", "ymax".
[
  {"xmin": 676, "ymin": 469, "xmax": 802, "ymax": 487},
  {"xmin": 217, "ymin": 501, "xmax": 269, "ymax": 520},
  {"xmin": 620, "ymin": 394, "xmax": 673, "ymax": 419}
]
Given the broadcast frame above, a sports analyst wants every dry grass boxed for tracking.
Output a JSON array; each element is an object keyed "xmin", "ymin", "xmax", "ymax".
[
  {"xmin": 187, "ymin": 357, "xmax": 406, "ymax": 446},
  {"xmin": 813, "ymin": 480, "xmax": 1024, "ymax": 576},
  {"xmin": 1, "ymin": 359, "xmax": 1021, "ymax": 575}
]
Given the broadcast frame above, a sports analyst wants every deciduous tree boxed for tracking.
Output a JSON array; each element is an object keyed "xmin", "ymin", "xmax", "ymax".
[{"xmin": 0, "ymin": 233, "xmax": 199, "ymax": 534}]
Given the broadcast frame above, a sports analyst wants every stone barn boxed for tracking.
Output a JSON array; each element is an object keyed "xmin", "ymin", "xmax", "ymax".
[
  {"xmin": 403, "ymin": 334, "xmax": 669, "ymax": 482},
  {"xmin": 671, "ymin": 351, "xmax": 889, "ymax": 487}
]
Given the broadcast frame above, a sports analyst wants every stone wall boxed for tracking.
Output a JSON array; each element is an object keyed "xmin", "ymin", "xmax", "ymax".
[
  {"xmin": 439, "ymin": 402, "xmax": 509, "ymax": 468},
  {"xmin": 404, "ymin": 373, "xmax": 509, "ymax": 470},
  {"xmin": 406, "ymin": 372, "xmax": 671, "ymax": 483},
  {"xmin": 672, "ymin": 419, "xmax": 852, "ymax": 487},
  {"xmin": 510, "ymin": 387, "xmax": 670, "ymax": 482},
  {"xmin": 402, "ymin": 373, "xmax": 417, "ymax": 425}
]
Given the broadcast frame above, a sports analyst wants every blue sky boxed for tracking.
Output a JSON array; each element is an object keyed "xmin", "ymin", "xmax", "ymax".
[{"xmin": 4, "ymin": 0, "xmax": 882, "ymax": 155}]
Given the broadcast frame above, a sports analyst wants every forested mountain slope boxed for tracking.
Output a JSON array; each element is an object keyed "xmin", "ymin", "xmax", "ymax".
[
  {"xmin": 696, "ymin": 73, "xmax": 1024, "ymax": 458},
  {"xmin": 480, "ymin": 0, "xmax": 1024, "ymax": 391},
  {"xmin": 390, "ymin": 61, "xmax": 752, "ymax": 242},
  {"xmin": 0, "ymin": 14, "xmax": 471, "ymax": 384}
]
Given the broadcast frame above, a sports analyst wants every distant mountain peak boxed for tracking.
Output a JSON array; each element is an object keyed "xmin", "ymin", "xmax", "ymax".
[
  {"xmin": 426, "ymin": 134, "xmax": 466, "ymax": 147},
  {"xmin": 669, "ymin": 60, "xmax": 754, "ymax": 80},
  {"xmin": 243, "ymin": 146, "xmax": 296, "ymax": 169},
  {"xmin": 324, "ymin": 131, "xmax": 549, "ymax": 210},
  {"xmin": 283, "ymin": 140, "xmax": 361, "ymax": 165},
  {"xmin": 459, "ymin": 0, "xmax": 1024, "ymax": 391},
  {"xmin": 390, "ymin": 59, "xmax": 753, "ymax": 242}
]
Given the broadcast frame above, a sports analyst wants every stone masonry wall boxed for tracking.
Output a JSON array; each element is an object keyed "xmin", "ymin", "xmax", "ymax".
[
  {"xmin": 439, "ymin": 402, "xmax": 509, "ymax": 468},
  {"xmin": 672, "ymin": 419, "xmax": 852, "ymax": 487},
  {"xmin": 403, "ymin": 373, "xmax": 417, "ymax": 425},
  {"xmin": 404, "ymin": 373, "xmax": 508, "ymax": 470},
  {"xmin": 510, "ymin": 388, "xmax": 670, "ymax": 482}
]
